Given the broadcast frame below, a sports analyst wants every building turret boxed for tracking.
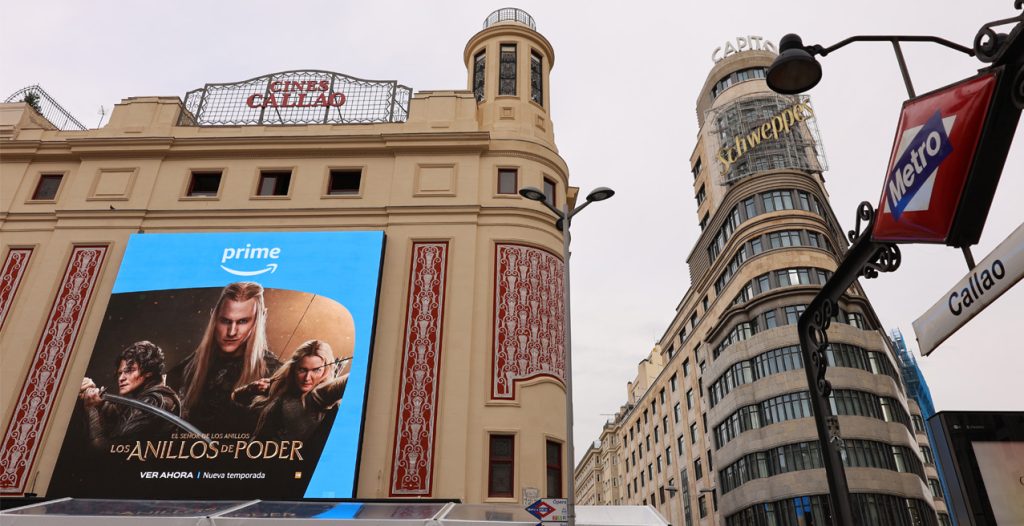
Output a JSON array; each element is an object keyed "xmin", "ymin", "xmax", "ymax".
[{"xmin": 464, "ymin": 8, "xmax": 557, "ymax": 150}]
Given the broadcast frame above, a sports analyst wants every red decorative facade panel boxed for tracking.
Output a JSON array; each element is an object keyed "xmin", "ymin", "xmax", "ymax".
[
  {"xmin": 492, "ymin": 243, "xmax": 565, "ymax": 399},
  {"xmin": 0, "ymin": 246, "xmax": 107, "ymax": 495},
  {"xmin": 0, "ymin": 248, "xmax": 33, "ymax": 330},
  {"xmin": 389, "ymin": 242, "xmax": 449, "ymax": 496}
]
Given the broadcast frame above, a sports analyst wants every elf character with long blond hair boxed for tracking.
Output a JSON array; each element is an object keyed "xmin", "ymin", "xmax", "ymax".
[
  {"xmin": 167, "ymin": 281, "xmax": 282, "ymax": 434},
  {"xmin": 232, "ymin": 339, "xmax": 348, "ymax": 441}
]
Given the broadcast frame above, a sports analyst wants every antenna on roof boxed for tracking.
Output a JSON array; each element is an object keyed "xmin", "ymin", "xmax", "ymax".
[{"xmin": 97, "ymin": 106, "xmax": 106, "ymax": 128}]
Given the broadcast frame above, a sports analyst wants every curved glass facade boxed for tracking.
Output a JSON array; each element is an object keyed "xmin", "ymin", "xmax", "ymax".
[
  {"xmin": 720, "ymin": 438, "xmax": 926, "ymax": 494},
  {"xmin": 715, "ymin": 389, "xmax": 912, "ymax": 449},
  {"xmin": 726, "ymin": 493, "xmax": 938, "ymax": 526}
]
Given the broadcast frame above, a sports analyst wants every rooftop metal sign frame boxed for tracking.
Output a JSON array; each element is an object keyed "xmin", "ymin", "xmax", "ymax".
[{"xmin": 178, "ymin": 70, "xmax": 412, "ymax": 127}]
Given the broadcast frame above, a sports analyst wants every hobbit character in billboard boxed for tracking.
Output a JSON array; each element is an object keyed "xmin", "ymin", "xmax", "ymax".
[
  {"xmin": 78, "ymin": 341, "xmax": 181, "ymax": 449},
  {"xmin": 233, "ymin": 339, "xmax": 350, "ymax": 441},
  {"xmin": 166, "ymin": 281, "xmax": 282, "ymax": 435}
]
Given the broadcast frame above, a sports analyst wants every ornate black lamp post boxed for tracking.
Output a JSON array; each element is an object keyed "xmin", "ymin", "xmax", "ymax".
[
  {"xmin": 766, "ymin": 4, "xmax": 1023, "ymax": 525},
  {"xmin": 520, "ymin": 185, "xmax": 614, "ymax": 526}
]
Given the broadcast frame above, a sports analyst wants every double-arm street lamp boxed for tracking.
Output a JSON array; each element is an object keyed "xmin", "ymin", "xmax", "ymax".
[
  {"xmin": 519, "ymin": 185, "xmax": 615, "ymax": 526},
  {"xmin": 765, "ymin": 5, "xmax": 1022, "ymax": 525}
]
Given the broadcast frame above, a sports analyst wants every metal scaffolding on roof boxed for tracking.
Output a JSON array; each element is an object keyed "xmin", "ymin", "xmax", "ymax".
[
  {"xmin": 705, "ymin": 92, "xmax": 829, "ymax": 184},
  {"xmin": 4, "ymin": 85, "xmax": 87, "ymax": 131}
]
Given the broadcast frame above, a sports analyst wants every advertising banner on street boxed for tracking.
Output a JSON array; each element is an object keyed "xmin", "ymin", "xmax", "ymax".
[{"xmin": 48, "ymin": 231, "xmax": 385, "ymax": 499}]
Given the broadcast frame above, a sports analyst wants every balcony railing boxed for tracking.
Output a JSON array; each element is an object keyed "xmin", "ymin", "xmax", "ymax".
[{"xmin": 484, "ymin": 8, "xmax": 536, "ymax": 30}]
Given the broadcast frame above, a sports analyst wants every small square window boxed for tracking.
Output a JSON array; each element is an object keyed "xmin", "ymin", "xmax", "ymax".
[
  {"xmin": 328, "ymin": 169, "xmax": 362, "ymax": 195},
  {"xmin": 188, "ymin": 171, "xmax": 221, "ymax": 197},
  {"xmin": 258, "ymin": 170, "xmax": 291, "ymax": 196},
  {"xmin": 498, "ymin": 168, "xmax": 518, "ymax": 195},
  {"xmin": 32, "ymin": 174, "xmax": 63, "ymax": 201},
  {"xmin": 543, "ymin": 178, "xmax": 556, "ymax": 208}
]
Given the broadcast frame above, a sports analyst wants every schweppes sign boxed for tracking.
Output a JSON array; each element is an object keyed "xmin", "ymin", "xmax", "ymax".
[{"xmin": 717, "ymin": 101, "xmax": 814, "ymax": 173}]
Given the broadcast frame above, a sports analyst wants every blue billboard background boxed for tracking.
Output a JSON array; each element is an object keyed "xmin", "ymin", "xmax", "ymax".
[{"xmin": 109, "ymin": 231, "xmax": 385, "ymax": 498}]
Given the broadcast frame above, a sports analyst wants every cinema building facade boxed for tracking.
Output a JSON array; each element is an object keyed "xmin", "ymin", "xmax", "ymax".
[
  {"xmin": 575, "ymin": 44, "xmax": 948, "ymax": 525},
  {"xmin": 0, "ymin": 10, "xmax": 574, "ymax": 504}
]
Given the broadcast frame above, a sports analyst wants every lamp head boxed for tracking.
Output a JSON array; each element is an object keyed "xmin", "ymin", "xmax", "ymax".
[
  {"xmin": 585, "ymin": 186, "xmax": 615, "ymax": 202},
  {"xmin": 519, "ymin": 186, "xmax": 547, "ymax": 202},
  {"xmin": 766, "ymin": 33, "xmax": 823, "ymax": 94}
]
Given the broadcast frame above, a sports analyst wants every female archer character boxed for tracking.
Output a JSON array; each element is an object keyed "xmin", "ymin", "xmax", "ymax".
[{"xmin": 232, "ymin": 339, "xmax": 349, "ymax": 441}]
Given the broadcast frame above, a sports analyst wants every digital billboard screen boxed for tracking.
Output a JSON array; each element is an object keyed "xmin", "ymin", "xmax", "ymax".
[{"xmin": 48, "ymin": 231, "xmax": 384, "ymax": 499}]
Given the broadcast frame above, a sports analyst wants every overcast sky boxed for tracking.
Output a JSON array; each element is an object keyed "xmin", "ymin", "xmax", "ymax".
[{"xmin": 3, "ymin": 0, "xmax": 1021, "ymax": 464}]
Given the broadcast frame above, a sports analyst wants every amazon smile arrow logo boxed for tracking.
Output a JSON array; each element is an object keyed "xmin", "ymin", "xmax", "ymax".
[
  {"xmin": 220, "ymin": 244, "xmax": 281, "ymax": 276},
  {"xmin": 220, "ymin": 263, "xmax": 278, "ymax": 276}
]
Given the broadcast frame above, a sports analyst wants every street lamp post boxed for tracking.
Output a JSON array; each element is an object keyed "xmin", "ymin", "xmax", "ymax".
[
  {"xmin": 766, "ymin": 5, "xmax": 1023, "ymax": 525},
  {"xmin": 519, "ymin": 185, "xmax": 615, "ymax": 526}
]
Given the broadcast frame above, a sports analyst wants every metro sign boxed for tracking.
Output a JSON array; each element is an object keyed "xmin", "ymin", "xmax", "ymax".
[{"xmin": 872, "ymin": 72, "xmax": 998, "ymax": 243}]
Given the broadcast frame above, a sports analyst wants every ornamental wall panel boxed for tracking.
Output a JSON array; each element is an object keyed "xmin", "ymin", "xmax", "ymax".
[
  {"xmin": 0, "ymin": 248, "xmax": 33, "ymax": 330},
  {"xmin": 492, "ymin": 243, "xmax": 565, "ymax": 399},
  {"xmin": 389, "ymin": 242, "xmax": 449, "ymax": 496},
  {"xmin": 0, "ymin": 246, "xmax": 107, "ymax": 495}
]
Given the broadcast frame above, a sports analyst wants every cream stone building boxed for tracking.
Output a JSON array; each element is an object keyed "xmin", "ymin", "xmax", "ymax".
[
  {"xmin": 575, "ymin": 45, "xmax": 941, "ymax": 525},
  {"xmin": 0, "ymin": 9, "xmax": 575, "ymax": 503}
]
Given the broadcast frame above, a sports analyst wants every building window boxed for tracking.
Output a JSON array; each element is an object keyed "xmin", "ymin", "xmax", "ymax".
[
  {"xmin": 498, "ymin": 168, "xmax": 518, "ymax": 194},
  {"xmin": 530, "ymin": 51, "xmax": 543, "ymax": 105},
  {"xmin": 690, "ymin": 423, "xmax": 698, "ymax": 444},
  {"xmin": 692, "ymin": 158, "xmax": 702, "ymax": 179},
  {"xmin": 257, "ymin": 170, "xmax": 291, "ymax": 196},
  {"xmin": 488, "ymin": 434, "xmax": 514, "ymax": 498},
  {"xmin": 694, "ymin": 457, "xmax": 703, "ymax": 480},
  {"xmin": 695, "ymin": 184, "xmax": 706, "ymax": 206},
  {"xmin": 499, "ymin": 44, "xmax": 517, "ymax": 96},
  {"xmin": 683, "ymin": 359, "xmax": 690, "ymax": 377},
  {"xmin": 929, "ymin": 478, "xmax": 944, "ymax": 499},
  {"xmin": 847, "ymin": 312, "xmax": 867, "ymax": 329},
  {"xmin": 546, "ymin": 440, "xmax": 563, "ymax": 498},
  {"xmin": 761, "ymin": 190, "xmax": 794, "ymax": 212},
  {"xmin": 784, "ymin": 305, "xmax": 806, "ymax": 325},
  {"xmin": 699, "ymin": 213, "xmax": 709, "ymax": 231},
  {"xmin": 912, "ymin": 414, "xmax": 926, "ymax": 434},
  {"xmin": 31, "ymin": 173, "xmax": 63, "ymax": 201},
  {"xmin": 543, "ymin": 177, "xmax": 556, "ymax": 208},
  {"xmin": 670, "ymin": 374, "xmax": 678, "ymax": 392},
  {"xmin": 328, "ymin": 169, "xmax": 362, "ymax": 195},
  {"xmin": 674, "ymin": 403, "xmax": 682, "ymax": 423},
  {"xmin": 473, "ymin": 50, "xmax": 486, "ymax": 102},
  {"xmin": 920, "ymin": 445, "xmax": 935, "ymax": 465},
  {"xmin": 187, "ymin": 171, "xmax": 222, "ymax": 197}
]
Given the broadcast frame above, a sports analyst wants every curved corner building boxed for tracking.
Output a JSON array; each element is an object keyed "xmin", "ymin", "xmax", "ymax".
[
  {"xmin": 576, "ymin": 44, "xmax": 939, "ymax": 525},
  {"xmin": 0, "ymin": 8, "xmax": 573, "ymax": 503}
]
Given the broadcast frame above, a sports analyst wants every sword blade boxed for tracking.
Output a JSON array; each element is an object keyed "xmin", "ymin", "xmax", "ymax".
[{"xmin": 101, "ymin": 392, "xmax": 213, "ymax": 445}]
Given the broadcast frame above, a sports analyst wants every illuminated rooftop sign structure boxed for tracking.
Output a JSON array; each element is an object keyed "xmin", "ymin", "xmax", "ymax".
[{"xmin": 178, "ymin": 70, "xmax": 413, "ymax": 126}]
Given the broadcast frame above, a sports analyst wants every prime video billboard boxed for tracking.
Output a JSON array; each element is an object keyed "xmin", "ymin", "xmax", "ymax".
[{"xmin": 49, "ymin": 231, "xmax": 384, "ymax": 499}]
